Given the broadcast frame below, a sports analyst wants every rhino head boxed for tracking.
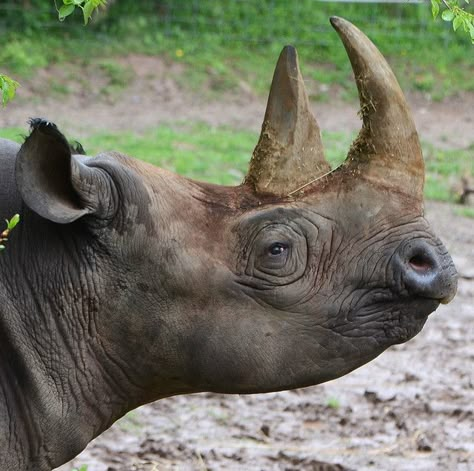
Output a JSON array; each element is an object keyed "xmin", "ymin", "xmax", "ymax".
[{"xmin": 6, "ymin": 17, "xmax": 456, "ymax": 469}]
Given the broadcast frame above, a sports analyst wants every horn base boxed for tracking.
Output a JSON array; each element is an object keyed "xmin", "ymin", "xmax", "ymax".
[{"xmin": 246, "ymin": 123, "xmax": 331, "ymax": 196}]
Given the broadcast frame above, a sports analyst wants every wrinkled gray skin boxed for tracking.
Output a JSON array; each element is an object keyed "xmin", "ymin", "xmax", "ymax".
[{"xmin": 0, "ymin": 119, "xmax": 457, "ymax": 470}]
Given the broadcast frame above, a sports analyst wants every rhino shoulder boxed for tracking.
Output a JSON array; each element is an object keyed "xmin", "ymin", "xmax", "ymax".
[{"xmin": 0, "ymin": 138, "xmax": 21, "ymax": 159}]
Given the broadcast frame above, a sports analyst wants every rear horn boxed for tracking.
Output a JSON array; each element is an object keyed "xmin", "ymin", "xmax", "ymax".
[
  {"xmin": 246, "ymin": 17, "xmax": 424, "ymax": 200},
  {"xmin": 330, "ymin": 16, "xmax": 424, "ymax": 199}
]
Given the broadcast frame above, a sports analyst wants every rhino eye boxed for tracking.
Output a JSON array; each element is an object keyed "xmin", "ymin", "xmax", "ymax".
[
  {"xmin": 268, "ymin": 242, "xmax": 288, "ymax": 256},
  {"xmin": 260, "ymin": 240, "xmax": 291, "ymax": 271},
  {"xmin": 245, "ymin": 224, "xmax": 307, "ymax": 285}
]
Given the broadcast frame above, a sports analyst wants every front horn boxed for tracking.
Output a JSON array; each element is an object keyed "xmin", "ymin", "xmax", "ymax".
[
  {"xmin": 245, "ymin": 46, "xmax": 330, "ymax": 196},
  {"xmin": 331, "ymin": 17, "xmax": 424, "ymax": 199}
]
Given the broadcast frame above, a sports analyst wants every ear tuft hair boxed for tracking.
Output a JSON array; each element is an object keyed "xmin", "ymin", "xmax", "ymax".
[
  {"xmin": 27, "ymin": 117, "xmax": 69, "ymax": 145},
  {"xmin": 28, "ymin": 117, "xmax": 60, "ymax": 132},
  {"xmin": 27, "ymin": 118, "xmax": 86, "ymax": 155}
]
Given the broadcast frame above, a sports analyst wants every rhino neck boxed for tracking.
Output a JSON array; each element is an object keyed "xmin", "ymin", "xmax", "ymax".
[
  {"xmin": 0, "ymin": 212, "xmax": 142, "ymax": 470},
  {"xmin": 0, "ymin": 140, "xmax": 22, "ymax": 220}
]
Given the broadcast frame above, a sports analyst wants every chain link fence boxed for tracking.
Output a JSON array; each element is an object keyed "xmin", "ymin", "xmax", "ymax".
[{"xmin": 157, "ymin": 0, "xmax": 450, "ymax": 50}]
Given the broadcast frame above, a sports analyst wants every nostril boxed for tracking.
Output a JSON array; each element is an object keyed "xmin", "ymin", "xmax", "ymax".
[
  {"xmin": 397, "ymin": 239, "xmax": 457, "ymax": 304},
  {"xmin": 408, "ymin": 253, "xmax": 433, "ymax": 273}
]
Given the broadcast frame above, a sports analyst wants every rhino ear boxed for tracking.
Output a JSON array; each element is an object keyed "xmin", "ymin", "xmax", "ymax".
[{"xmin": 16, "ymin": 119, "xmax": 112, "ymax": 224}]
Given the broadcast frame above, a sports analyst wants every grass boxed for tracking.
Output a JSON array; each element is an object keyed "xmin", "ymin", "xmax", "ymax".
[
  {"xmin": 96, "ymin": 59, "xmax": 133, "ymax": 94},
  {"xmin": 423, "ymin": 143, "xmax": 474, "ymax": 202},
  {"xmin": 454, "ymin": 206, "xmax": 474, "ymax": 218},
  {"xmin": 0, "ymin": 1, "xmax": 473, "ymax": 100},
  {"xmin": 1, "ymin": 123, "xmax": 471, "ymax": 209},
  {"xmin": 326, "ymin": 396, "xmax": 341, "ymax": 410},
  {"xmin": 84, "ymin": 123, "xmax": 255, "ymax": 186}
]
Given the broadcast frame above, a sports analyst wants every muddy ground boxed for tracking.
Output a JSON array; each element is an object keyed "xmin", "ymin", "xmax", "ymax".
[{"xmin": 2, "ymin": 56, "xmax": 472, "ymax": 471}]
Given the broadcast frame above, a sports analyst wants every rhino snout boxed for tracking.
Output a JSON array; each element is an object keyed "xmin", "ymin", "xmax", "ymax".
[{"xmin": 395, "ymin": 239, "xmax": 458, "ymax": 305}]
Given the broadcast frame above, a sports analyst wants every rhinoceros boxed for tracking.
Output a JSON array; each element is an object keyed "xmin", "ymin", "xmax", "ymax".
[{"xmin": 0, "ymin": 17, "xmax": 457, "ymax": 470}]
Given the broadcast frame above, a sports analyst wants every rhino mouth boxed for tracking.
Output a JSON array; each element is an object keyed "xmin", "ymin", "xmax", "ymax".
[
  {"xmin": 371, "ymin": 297, "xmax": 439, "ymax": 343},
  {"xmin": 335, "ymin": 293, "xmax": 440, "ymax": 344}
]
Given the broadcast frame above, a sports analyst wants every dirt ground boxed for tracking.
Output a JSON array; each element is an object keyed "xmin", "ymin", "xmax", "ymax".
[
  {"xmin": 1, "ymin": 55, "xmax": 474, "ymax": 150},
  {"xmin": 2, "ymin": 56, "xmax": 472, "ymax": 471}
]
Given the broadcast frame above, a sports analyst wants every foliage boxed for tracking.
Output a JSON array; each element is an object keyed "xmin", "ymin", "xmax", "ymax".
[
  {"xmin": 0, "ymin": 214, "xmax": 20, "ymax": 251},
  {"xmin": 0, "ymin": 74, "xmax": 20, "ymax": 107},
  {"xmin": 0, "ymin": 1, "xmax": 473, "ymax": 102},
  {"xmin": 431, "ymin": 0, "xmax": 474, "ymax": 42},
  {"xmin": 454, "ymin": 206, "xmax": 474, "ymax": 217},
  {"xmin": 56, "ymin": 0, "xmax": 107, "ymax": 25},
  {"xmin": 0, "ymin": 0, "xmax": 105, "ymax": 103}
]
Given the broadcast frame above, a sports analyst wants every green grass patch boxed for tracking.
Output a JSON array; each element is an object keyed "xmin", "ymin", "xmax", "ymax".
[
  {"xmin": 83, "ymin": 125, "xmax": 351, "ymax": 185},
  {"xmin": 97, "ymin": 60, "xmax": 133, "ymax": 89},
  {"xmin": 423, "ymin": 143, "xmax": 473, "ymax": 202},
  {"xmin": 0, "ymin": 1, "xmax": 472, "ymax": 99},
  {"xmin": 1, "ymin": 123, "xmax": 471, "ymax": 203},
  {"xmin": 454, "ymin": 206, "xmax": 474, "ymax": 218},
  {"xmin": 0, "ymin": 127, "xmax": 25, "ymax": 141},
  {"xmin": 326, "ymin": 396, "xmax": 341, "ymax": 409},
  {"xmin": 84, "ymin": 123, "xmax": 255, "ymax": 186}
]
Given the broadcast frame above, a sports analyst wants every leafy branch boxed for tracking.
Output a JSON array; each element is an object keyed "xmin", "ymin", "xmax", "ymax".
[
  {"xmin": 56, "ymin": 0, "xmax": 107, "ymax": 25},
  {"xmin": 431, "ymin": 0, "xmax": 474, "ymax": 42},
  {"xmin": 0, "ymin": 214, "xmax": 20, "ymax": 252},
  {"xmin": 0, "ymin": 1, "xmax": 106, "ymax": 105},
  {"xmin": 0, "ymin": 74, "xmax": 20, "ymax": 107}
]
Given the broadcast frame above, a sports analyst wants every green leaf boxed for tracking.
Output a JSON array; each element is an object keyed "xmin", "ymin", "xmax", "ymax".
[
  {"xmin": 5, "ymin": 84, "xmax": 15, "ymax": 101},
  {"xmin": 6, "ymin": 214, "xmax": 20, "ymax": 231},
  {"xmin": 82, "ymin": 1, "xmax": 95, "ymax": 25},
  {"xmin": 2, "ymin": 85, "xmax": 9, "ymax": 107},
  {"xmin": 453, "ymin": 15, "xmax": 463, "ymax": 31},
  {"xmin": 431, "ymin": 0, "xmax": 440, "ymax": 19},
  {"xmin": 0, "ymin": 75, "xmax": 19, "ymax": 107},
  {"xmin": 469, "ymin": 21, "xmax": 474, "ymax": 39},
  {"xmin": 58, "ymin": 4, "xmax": 75, "ymax": 21},
  {"xmin": 441, "ymin": 9, "xmax": 455, "ymax": 22}
]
